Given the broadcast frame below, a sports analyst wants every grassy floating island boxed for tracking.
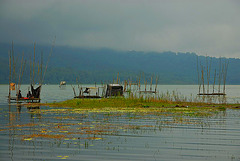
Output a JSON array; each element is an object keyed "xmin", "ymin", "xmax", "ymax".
[
  {"xmin": 40, "ymin": 97, "xmax": 240, "ymax": 117},
  {"xmin": 18, "ymin": 97, "xmax": 240, "ymax": 141}
]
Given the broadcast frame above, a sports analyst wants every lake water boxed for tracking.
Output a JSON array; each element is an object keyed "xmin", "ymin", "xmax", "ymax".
[
  {"xmin": 1, "ymin": 84, "xmax": 240, "ymax": 104},
  {"xmin": 0, "ymin": 84, "xmax": 240, "ymax": 161}
]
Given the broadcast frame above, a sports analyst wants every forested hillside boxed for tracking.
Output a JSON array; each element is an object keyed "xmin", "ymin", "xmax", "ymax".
[{"xmin": 0, "ymin": 43, "xmax": 239, "ymax": 84}]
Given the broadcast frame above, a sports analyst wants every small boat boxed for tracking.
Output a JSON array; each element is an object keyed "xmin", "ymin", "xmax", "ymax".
[
  {"xmin": 60, "ymin": 81, "xmax": 66, "ymax": 86},
  {"xmin": 8, "ymin": 42, "xmax": 53, "ymax": 103}
]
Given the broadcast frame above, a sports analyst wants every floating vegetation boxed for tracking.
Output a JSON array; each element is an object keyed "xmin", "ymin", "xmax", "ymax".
[
  {"xmin": 8, "ymin": 123, "xmax": 38, "ymax": 128},
  {"xmin": 2, "ymin": 98, "xmax": 240, "ymax": 161},
  {"xmin": 22, "ymin": 134, "xmax": 66, "ymax": 140},
  {"xmin": 43, "ymin": 97, "xmax": 232, "ymax": 118},
  {"xmin": 2, "ymin": 95, "xmax": 239, "ymax": 156},
  {"xmin": 3, "ymin": 97, "xmax": 231, "ymax": 144},
  {"xmin": 57, "ymin": 155, "xmax": 69, "ymax": 159}
]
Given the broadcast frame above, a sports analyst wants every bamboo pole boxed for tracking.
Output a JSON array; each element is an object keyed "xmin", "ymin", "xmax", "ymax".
[
  {"xmin": 213, "ymin": 69, "xmax": 216, "ymax": 93},
  {"xmin": 76, "ymin": 77, "xmax": 81, "ymax": 96},
  {"xmin": 71, "ymin": 84, "xmax": 76, "ymax": 97},
  {"xmin": 16, "ymin": 53, "xmax": 25, "ymax": 99},
  {"xmin": 223, "ymin": 59, "xmax": 229, "ymax": 94},
  {"xmin": 155, "ymin": 76, "xmax": 158, "ymax": 93},
  {"xmin": 197, "ymin": 56, "xmax": 200, "ymax": 94},
  {"xmin": 138, "ymin": 74, "xmax": 141, "ymax": 91},
  {"xmin": 18, "ymin": 60, "xmax": 26, "ymax": 93},
  {"xmin": 142, "ymin": 72, "xmax": 145, "ymax": 91},
  {"xmin": 33, "ymin": 42, "xmax": 36, "ymax": 86},
  {"xmin": 29, "ymin": 55, "xmax": 32, "ymax": 85},
  {"xmin": 8, "ymin": 50, "xmax": 12, "ymax": 101},
  {"xmin": 129, "ymin": 80, "xmax": 132, "ymax": 91},
  {"xmin": 13, "ymin": 55, "xmax": 18, "ymax": 83},
  {"xmin": 35, "ymin": 61, "xmax": 40, "ymax": 84},
  {"xmin": 40, "ymin": 51, "xmax": 43, "ymax": 83},
  {"xmin": 42, "ymin": 36, "xmax": 56, "ymax": 85},
  {"xmin": 150, "ymin": 76, "xmax": 153, "ymax": 91},
  {"xmin": 145, "ymin": 79, "xmax": 147, "ymax": 91},
  {"xmin": 221, "ymin": 63, "xmax": 225, "ymax": 93},
  {"xmin": 206, "ymin": 56, "xmax": 209, "ymax": 94},
  {"xmin": 208, "ymin": 57, "xmax": 212, "ymax": 94},
  {"xmin": 97, "ymin": 86, "xmax": 99, "ymax": 96},
  {"xmin": 11, "ymin": 41, "xmax": 14, "ymax": 83},
  {"xmin": 124, "ymin": 80, "xmax": 127, "ymax": 92},
  {"xmin": 117, "ymin": 72, "xmax": 119, "ymax": 84},
  {"xmin": 11, "ymin": 41, "xmax": 17, "ymax": 83},
  {"xmin": 218, "ymin": 57, "xmax": 222, "ymax": 93},
  {"xmin": 201, "ymin": 65, "xmax": 205, "ymax": 94}
]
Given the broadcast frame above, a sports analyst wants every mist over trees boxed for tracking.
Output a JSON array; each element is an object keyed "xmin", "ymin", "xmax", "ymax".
[{"xmin": 0, "ymin": 43, "xmax": 240, "ymax": 85}]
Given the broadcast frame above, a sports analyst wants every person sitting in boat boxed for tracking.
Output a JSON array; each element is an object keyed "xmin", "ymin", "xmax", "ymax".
[
  {"xmin": 18, "ymin": 90, "xmax": 22, "ymax": 99},
  {"xmin": 27, "ymin": 91, "xmax": 32, "ymax": 98}
]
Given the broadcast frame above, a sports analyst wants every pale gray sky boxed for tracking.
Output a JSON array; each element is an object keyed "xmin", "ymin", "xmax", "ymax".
[{"xmin": 0, "ymin": 0, "xmax": 240, "ymax": 58}]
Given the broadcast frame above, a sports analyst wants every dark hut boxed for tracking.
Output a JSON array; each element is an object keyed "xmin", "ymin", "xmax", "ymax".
[{"xmin": 105, "ymin": 84, "xmax": 123, "ymax": 97}]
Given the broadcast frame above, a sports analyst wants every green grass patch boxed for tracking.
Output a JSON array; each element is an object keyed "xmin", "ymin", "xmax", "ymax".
[
  {"xmin": 41, "ymin": 97, "xmax": 240, "ymax": 118},
  {"xmin": 49, "ymin": 97, "xmax": 173, "ymax": 109}
]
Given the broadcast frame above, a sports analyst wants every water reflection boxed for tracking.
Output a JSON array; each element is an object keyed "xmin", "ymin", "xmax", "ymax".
[
  {"xmin": 27, "ymin": 106, "xmax": 41, "ymax": 119},
  {"xmin": 0, "ymin": 104, "xmax": 239, "ymax": 161},
  {"xmin": 16, "ymin": 104, "xmax": 22, "ymax": 113},
  {"xmin": 197, "ymin": 95, "xmax": 227, "ymax": 104}
]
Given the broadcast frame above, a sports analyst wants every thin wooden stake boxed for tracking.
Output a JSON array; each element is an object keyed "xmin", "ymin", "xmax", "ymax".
[
  {"xmin": 213, "ymin": 69, "xmax": 216, "ymax": 93},
  {"xmin": 8, "ymin": 50, "xmax": 12, "ymax": 101},
  {"xmin": 155, "ymin": 76, "xmax": 158, "ymax": 93},
  {"xmin": 33, "ymin": 42, "xmax": 36, "ymax": 86},
  {"xmin": 117, "ymin": 72, "xmax": 119, "ymax": 84}
]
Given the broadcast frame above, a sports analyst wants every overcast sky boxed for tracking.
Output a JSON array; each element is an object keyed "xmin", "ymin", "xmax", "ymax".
[{"xmin": 0, "ymin": 0, "xmax": 240, "ymax": 58}]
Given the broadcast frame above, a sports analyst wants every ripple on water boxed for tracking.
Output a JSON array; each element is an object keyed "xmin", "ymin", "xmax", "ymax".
[{"xmin": 0, "ymin": 104, "xmax": 240, "ymax": 161}]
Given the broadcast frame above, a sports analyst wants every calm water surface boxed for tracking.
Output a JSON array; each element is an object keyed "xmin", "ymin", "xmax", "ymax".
[
  {"xmin": 0, "ymin": 85, "xmax": 240, "ymax": 161},
  {"xmin": 1, "ymin": 84, "xmax": 240, "ymax": 104}
]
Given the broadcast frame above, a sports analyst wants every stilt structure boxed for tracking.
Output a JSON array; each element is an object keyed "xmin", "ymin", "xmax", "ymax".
[
  {"xmin": 8, "ymin": 39, "xmax": 55, "ymax": 103},
  {"xmin": 197, "ymin": 56, "xmax": 229, "ymax": 96}
]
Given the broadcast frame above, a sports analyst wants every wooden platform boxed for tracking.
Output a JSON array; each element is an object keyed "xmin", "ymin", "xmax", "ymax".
[
  {"xmin": 197, "ymin": 93, "xmax": 226, "ymax": 96},
  {"xmin": 9, "ymin": 97, "xmax": 41, "ymax": 103},
  {"xmin": 74, "ymin": 96, "xmax": 101, "ymax": 99},
  {"xmin": 139, "ymin": 91, "xmax": 157, "ymax": 93}
]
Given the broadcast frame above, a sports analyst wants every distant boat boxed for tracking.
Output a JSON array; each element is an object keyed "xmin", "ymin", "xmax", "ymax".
[{"xmin": 60, "ymin": 81, "xmax": 66, "ymax": 86}]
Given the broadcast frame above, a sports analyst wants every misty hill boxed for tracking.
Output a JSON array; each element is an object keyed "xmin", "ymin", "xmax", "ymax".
[{"xmin": 0, "ymin": 43, "xmax": 240, "ymax": 84}]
